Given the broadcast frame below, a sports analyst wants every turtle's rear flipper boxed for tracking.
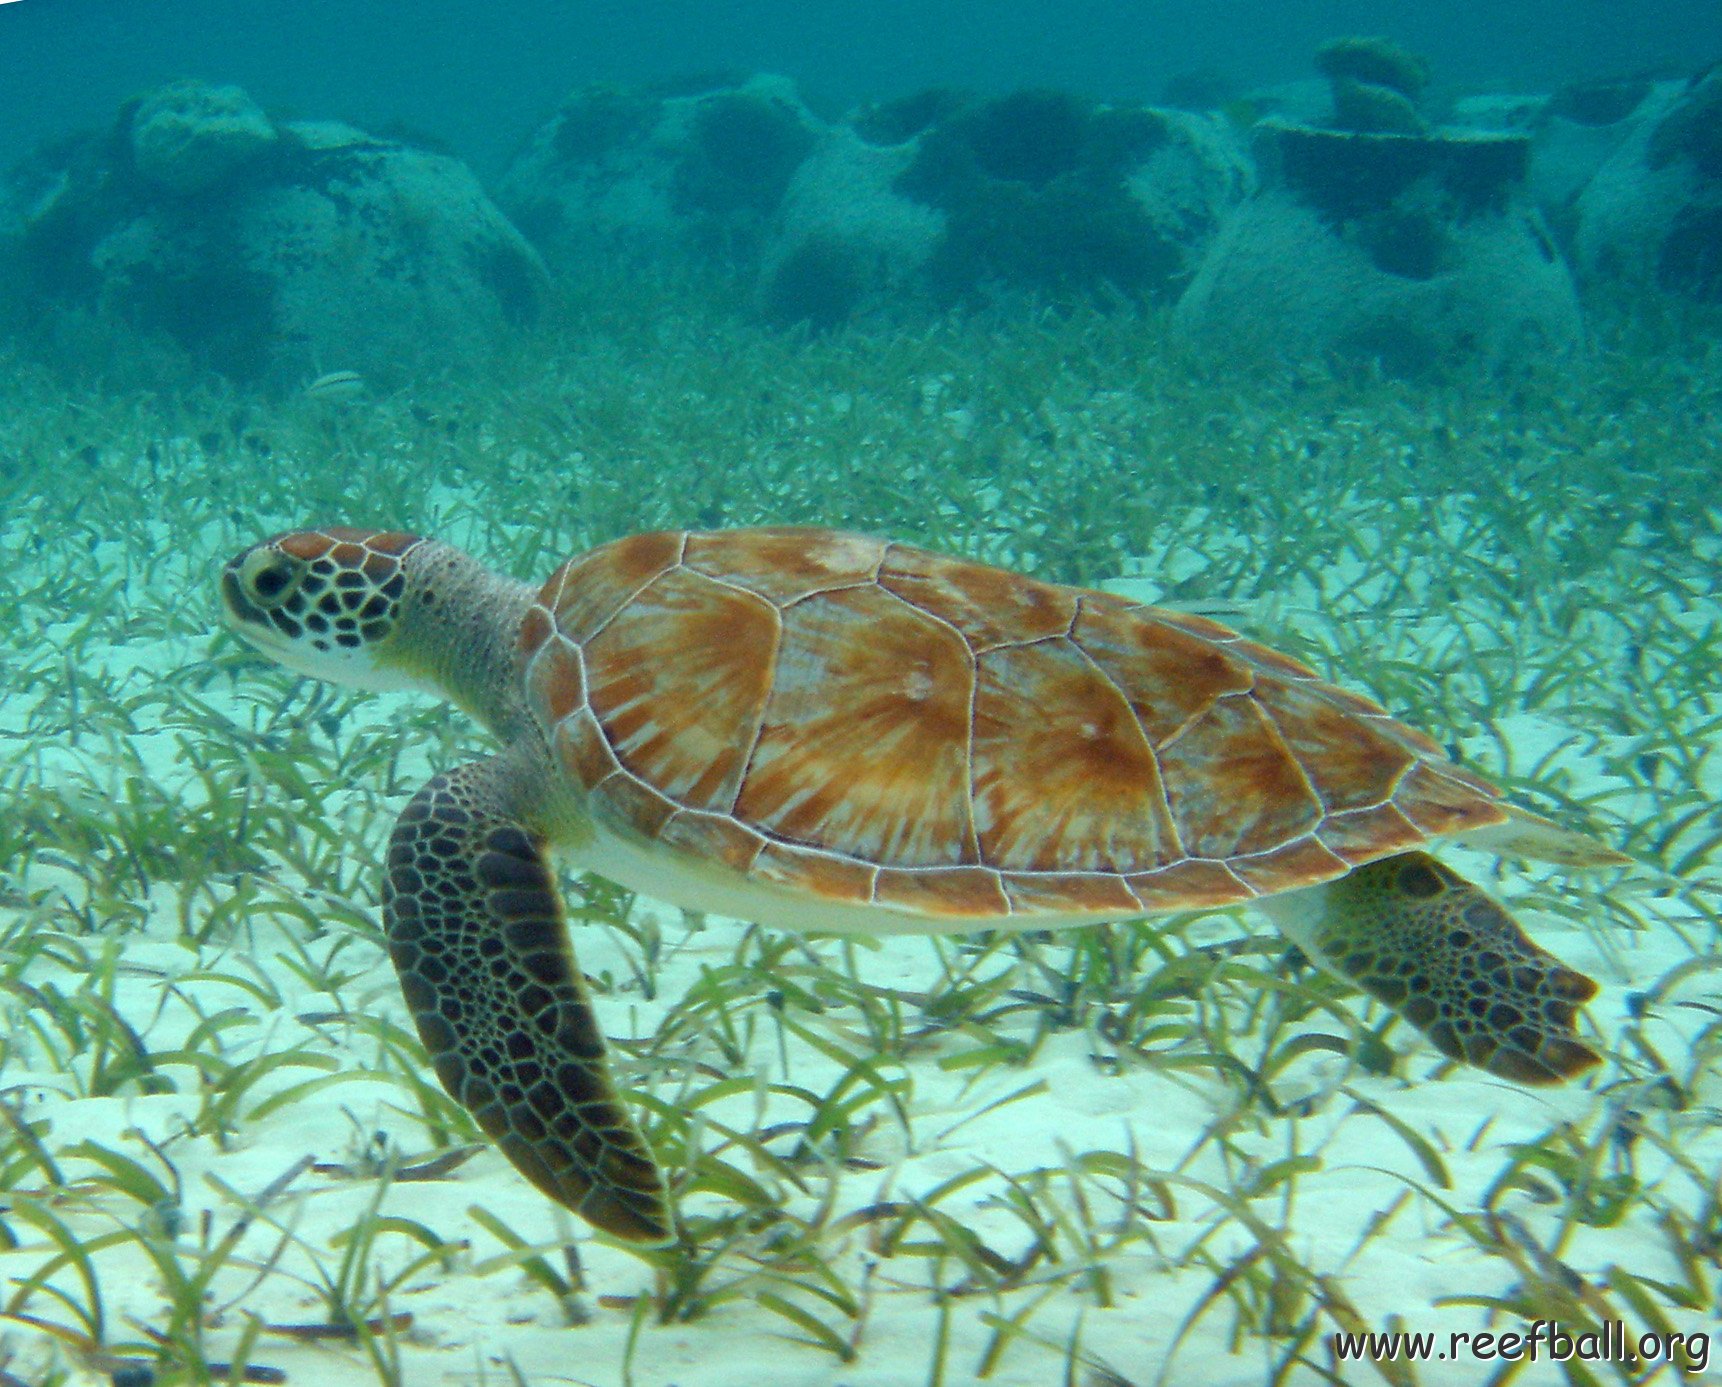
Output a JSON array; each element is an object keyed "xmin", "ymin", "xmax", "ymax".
[
  {"xmin": 1260, "ymin": 851, "xmax": 1602, "ymax": 1084},
  {"xmin": 384, "ymin": 756, "xmax": 673, "ymax": 1244}
]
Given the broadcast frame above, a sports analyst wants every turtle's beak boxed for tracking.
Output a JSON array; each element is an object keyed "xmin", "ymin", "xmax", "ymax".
[
  {"xmin": 219, "ymin": 562, "xmax": 270, "ymax": 642},
  {"xmin": 218, "ymin": 566, "xmax": 250, "ymax": 626},
  {"xmin": 218, "ymin": 553, "xmax": 295, "ymax": 659}
]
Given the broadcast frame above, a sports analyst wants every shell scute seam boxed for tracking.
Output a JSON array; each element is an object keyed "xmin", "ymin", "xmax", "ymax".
[
  {"xmin": 1061, "ymin": 615, "xmax": 1187, "ymax": 865},
  {"xmin": 860, "ymin": 579, "xmax": 983, "ymax": 866},
  {"xmin": 555, "ymin": 530, "xmax": 691, "ymax": 649}
]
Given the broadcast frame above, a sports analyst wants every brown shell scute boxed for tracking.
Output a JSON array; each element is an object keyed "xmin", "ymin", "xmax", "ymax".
[
  {"xmin": 584, "ymin": 566, "xmax": 776, "ymax": 810},
  {"xmin": 972, "ymin": 638, "xmax": 1176, "ymax": 872},
  {"xmin": 528, "ymin": 528, "xmax": 1510, "ymax": 920},
  {"xmin": 738, "ymin": 583, "xmax": 976, "ymax": 866},
  {"xmin": 541, "ymin": 529, "xmax": 684, "ymax": 646},
  {"xmin": 1156, "ymin": 694, "xmax": 1323, "ymax": 859},
  {"xmin": 1250, "ymin": 679, "xmax": 1417, "ymax": 812},
  {"xmin": 1071, "ymin": 600, "xmax": 1255, "ymax": 744},
  {"xmin": 879, "ymin": 544, "xmax": 1077, "ymax": 650},
  {"xmin": 686, "ymin": 528, "xmax": 885, "ymax": 604}
]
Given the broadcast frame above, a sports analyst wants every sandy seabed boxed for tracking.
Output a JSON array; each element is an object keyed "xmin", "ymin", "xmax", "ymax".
[{"xmin": 0, "ymin": 305, "xmax": 1718, "ymax": 1387}]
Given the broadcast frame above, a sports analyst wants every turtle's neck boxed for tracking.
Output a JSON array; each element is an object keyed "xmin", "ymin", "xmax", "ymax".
[{"xmin": 391, "ymin": 540, "xmax": 538, "ymax": 746}]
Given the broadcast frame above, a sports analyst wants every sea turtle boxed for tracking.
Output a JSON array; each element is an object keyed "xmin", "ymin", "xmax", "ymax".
[{"xmin": 219, "ymin": 525, "xmax": 1623, "ymax": 1245}]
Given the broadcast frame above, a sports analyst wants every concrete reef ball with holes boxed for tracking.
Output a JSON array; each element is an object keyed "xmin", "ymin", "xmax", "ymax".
[{"xmin": 219, "ymin": 524, "xmax": 1625, "ymax": 1245}]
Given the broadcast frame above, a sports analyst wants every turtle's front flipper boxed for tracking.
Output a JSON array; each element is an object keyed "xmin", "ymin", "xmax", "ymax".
[
  {"xmin": 384, "ymin": 758, "xmax": 672, "ymax": 1244},
  {"xmin": 1259, "ymin": 852, "xmax": 1601, "ymax": 1084}
]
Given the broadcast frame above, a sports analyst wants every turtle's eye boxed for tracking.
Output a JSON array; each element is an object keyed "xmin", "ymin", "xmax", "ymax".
[{"xmin": 241, "ymin": 549, "xmax": 300, "ymax": 608}]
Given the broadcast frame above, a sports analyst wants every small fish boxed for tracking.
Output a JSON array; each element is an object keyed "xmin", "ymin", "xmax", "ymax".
[{"xmin": 303, "ymin": 369, "xmax": 367, "ymax": 402}]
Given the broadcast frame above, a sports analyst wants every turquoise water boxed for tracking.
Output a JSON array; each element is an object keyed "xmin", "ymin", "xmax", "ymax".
[{"xmin": 0, "ymin": 7, "xmax": 1718, "ymax": 1385}]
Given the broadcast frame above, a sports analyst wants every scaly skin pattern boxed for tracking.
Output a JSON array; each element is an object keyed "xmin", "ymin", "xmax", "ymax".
[
  {"xmin": 1273, "ymin": 852, "xmax": 1600, "ymax": 1084},
  {"xmin": 219, "ymin": 524, "xmax": 1615, "ymax": 1240},
  {"xmin": 223, "ymin": 530, "xmax": 663, "ymax": 1240},
  {"xmin": 384, "ymin": 752, "xmax": 670, "ymax": 1243}
]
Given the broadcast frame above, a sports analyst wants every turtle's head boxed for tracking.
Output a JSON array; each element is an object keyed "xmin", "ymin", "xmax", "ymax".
[
  {"xmin": 220, "ymin": 527, "xmax": 430, "ymax": 692},
  {"xmin": 221, "ymin": 526, "xmax": 538, "ymax": 739}
]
